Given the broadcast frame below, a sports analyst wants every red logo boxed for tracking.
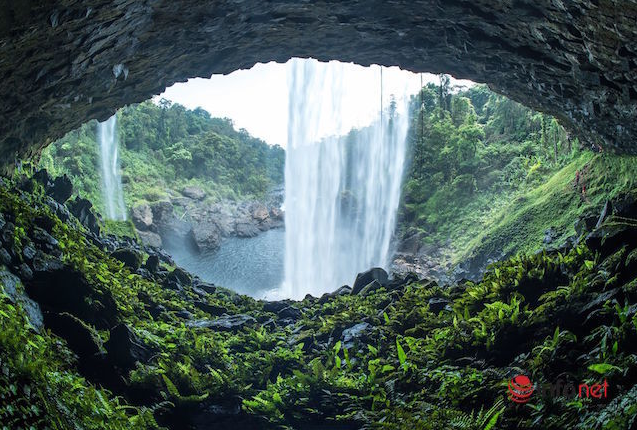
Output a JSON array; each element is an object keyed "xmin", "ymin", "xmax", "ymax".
[{"xmin": 508, "ymin": 375, "xmax": 534, "ymax": 403}]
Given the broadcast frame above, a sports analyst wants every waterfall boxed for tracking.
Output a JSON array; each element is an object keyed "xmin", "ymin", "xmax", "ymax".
[
  {"xmin": 97, "ymin": 115, "xmax": 127, "ymax": 220},
  {"xmin": 281, "ymin": 59, "xmax": 411, "ymax": 299}
]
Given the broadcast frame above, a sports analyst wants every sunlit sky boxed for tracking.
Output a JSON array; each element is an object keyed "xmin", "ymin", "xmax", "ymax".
[{"xmin": 159, "ymin": 59, "xmax": 474, "ymax": 147}]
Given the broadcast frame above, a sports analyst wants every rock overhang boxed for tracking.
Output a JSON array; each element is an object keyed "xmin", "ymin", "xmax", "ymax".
[{"xmin": 0, "ymin": 0, "xmax": 636, "ymax": 174}]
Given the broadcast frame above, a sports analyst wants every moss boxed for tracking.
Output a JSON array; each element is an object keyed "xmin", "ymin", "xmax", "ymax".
[{"xmin": 2, "ymin": 177, "xmax": 637, "ymax": 429}]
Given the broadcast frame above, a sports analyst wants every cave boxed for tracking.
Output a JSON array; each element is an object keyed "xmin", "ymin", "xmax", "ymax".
[
  {"xmin": 3, "ymin": 2, "xmax": 637, "ymax": 429},
  {"xmin": 2, "ymin": 0, "xmax": 637, "ymax": 175}
]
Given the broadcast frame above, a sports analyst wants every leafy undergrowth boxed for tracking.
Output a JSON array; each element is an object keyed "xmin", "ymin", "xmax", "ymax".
[
  {"xmin": 2, "ymin": 177, "xmax": 637, "ymax": 429},
  {"xmin": 455, "ymin": 153, "xmax": 637, "ymax": 266}
]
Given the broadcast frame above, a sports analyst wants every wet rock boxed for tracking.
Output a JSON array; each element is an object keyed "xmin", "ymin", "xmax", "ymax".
[
  {"xmin": 342, "ymin": 322, "xmax": 372, "ymax": 350},
  {"xmin": 543, "ymin": 227, "xmax": 557, "ymax": 244},
  {"xmin": 0, "ymin": 213, "xmax": 5, "ymax": 230},
  {"xmin": 428, "ymin": 297, "xmax": 452, "ymax": 314},
  {"xmin": 32, "ymin": 227, "xmax": 59, "ymax": 251},
  {"xmin": 18, "ymin": 263, "xmax": 33, "ymax": 280},
  {"xmin": 235, "ymin": 221, "xmax": 260, "ymax": 238},
  {"xmin": 351, "ymin": 268, "xmax": 388, "ymax": 295},
  {"xmin": 0, "ymin": 269, "xmax": 43, "ymax": 331},
  {"xmin": 105, "ymin": 324, "xmax": 151, "ymax": 369},
  {"xmin": 67, "ymin": 197, "xmax": 100, "ymax": 235},
  {"xmin": 137, "ymin": 230, "xmax": 162, "ymax": 248},
  {"xmin": 0, "ymin": 248, "xmax": 12, "ymax": 265},
  {"xmin": 182, "ymin": 186, "xmax": 206, "ymax": 200},
  {"xmin": 25, "ymin": 264, "xmax": 118, "ymax": 330},
  {"xmin": 586, "ymin": 222, "xmax": 637, "ymax": 258},
  {"xmin": 131, "ymin": 203, "xmax": 153, "ymax": 230},
  {"xmin": 176, "ymin": 310, "xmax": 194, "ymax": 319},
  {"xmin": 47, "ymin": 174, "xmax": 73, "ymax": 204},
  {"xmin": 110, "ymin": 248, "xmax": 143, "ymax": 271},
  {"xmin": 144, "ymin": 254, "xmax": 160, "ymax": 273},
  {"xmin": 1, "ymin": 222, "xmax": 15, "ymax": 245},
  {"xmin": 194, "ymin": 301, "xmax": 227, "ymax": 316},
  {"xmin": 45, "ymin": 312, "xmax": 103, "ymax": 357},
  {"xmin": 358, "ymin": 280, "xmax": 383, "ymax": 297},
  {"xmin": 277, "ymin": 306, "xmax": 302, "ymax": 320},
  {"xmin": 318, "ymin": 285, "xmax": 352, "ymax": 304},
  {"xmin": 167, "ymin": 267, "xmax": 191, "ymax": 286},
  {"xmin": 575, "ymin": 213, "xmax": 599, "ymax": 237},
  {"xmin": 263, "ymin": 300, "xmax": 291, "ymax": 314},
  {"xmin": 148, "ymin": 304, "xmax": 166, "ymax": 319},
  {"xmin": 193, "ymin": 280, "xmax": 216, "ymax": 294},
  {"xmin": 187, "ymin": 314, "xmax": 256, "ymax": 331},
  {"xmin": 22, "ymin": 245, "xmax": 36, "ymax": 260}
]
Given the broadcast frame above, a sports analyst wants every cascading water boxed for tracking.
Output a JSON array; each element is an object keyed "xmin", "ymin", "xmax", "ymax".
[
  {"xmin": 97, "ymin": 115, "xmax": 127, "ymax": 220},
  {"xmin": 282, "ymin": 59, "xmax": 412, "ymax": 299}
]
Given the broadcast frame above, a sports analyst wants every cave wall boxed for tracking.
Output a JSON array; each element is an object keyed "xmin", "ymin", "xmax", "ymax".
[{"xmin": 1, "ymin": 0, "xmax": 635, "ymax": 173}]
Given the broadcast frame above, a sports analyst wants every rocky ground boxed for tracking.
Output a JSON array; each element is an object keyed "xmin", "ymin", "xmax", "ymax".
[
  {"xmin": 131, "ymin": 185, "xmax": 284, "ymax": 252},
  {"xmin": 3, "ymin": 170, "xmax": 637, "ymax": 429}
]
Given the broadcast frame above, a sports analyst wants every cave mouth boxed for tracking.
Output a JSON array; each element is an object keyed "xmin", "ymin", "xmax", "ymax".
[
  {"xmin": 39, "ymin": 56, "xmax": 607, "ymax": 301},
  {"xmin": 2, "ymin": 0, "xmax": 636, "ymax": 177}
]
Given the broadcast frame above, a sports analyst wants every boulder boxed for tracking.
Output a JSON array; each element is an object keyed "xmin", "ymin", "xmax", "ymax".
[
  {"xmin": 105, "ymin": 323, "xmax": 151, "ymax": 369},
  {"xmin": 144, "ymin": 254, "xmax": 160, "ymax": 273},
  {"xmin": 194, "ymin": 301, "xmax": 227, "ymax": 316},
  {"xmin": 235, "ymin": 221, "xmax": 260, "ymax": 238},
  {"xmin": 45, "ymin": 312, "xmax": 103, "ymax": 357},
  {"xmin": 47, "ymin": 174, "xmax": 73, "ymax": 204},
  {"xmin": 318, "ymin": 285, "xmax": 352, "ymax": 304},
  {"xmin": 182, "ymin": 186, "xmax": 206, "ymax": 200},
  {"xmin": 428, "ymin": 297, "xmax": 452, "ymax": 314},
  {"xmin": 0, "ymin": 269, "xmax": 43, "ymax": 331},
  {"xmin": 110, "ymin": 248, "xmax": 143, "ymax": 271},
  {"xmin": 67, "ymin": 197, "xmax": 100, "ymax": 235},
  {"xmin": 342, "ymin": 322, "xmax": 372, "ymax": 350},
  {"xmin": 131, "ymin": 204, "xmax": 153, "ymax": 230},
  {"xmin": 187, "ymin": 314, "xmax": 256, "ymax": 331},
  {"xmin": 0, "ymin": 247, "xmax": 12, "ymax": 265},
  {"xmin": 263, "ymin": 300, "xmax": 291, "ymax": 314},
  {"xmin": 250, "ymin": 203, "xmax": 270, "ymax": 222},
  {"xmin": 351, "ymin": 268, "xmax": 388, "ymax": 295},
  {"xmin": 26, "ymin": 263, "xmax": 118, "ymax": 330},
  {"xmin": 191, "ymin": 224, "xmax": 222, "ymax": 252},
  {"xmin": 137, "ymin": 230, "xmax": 162, "ymax": 248},
  {"xmin": 358, "ymin": 279, "xmax": 383, "ymax": 296},
  {"xmin": 168, "ymin": 267, "xmax": 191, "ymax": 286},
  {"xmin": 277, "ymin": 306, "xmax": 302, "ymax": 320}
]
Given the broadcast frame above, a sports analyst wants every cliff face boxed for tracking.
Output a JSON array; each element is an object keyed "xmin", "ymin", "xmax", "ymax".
[{"xmin": 0, "ymin": 1, "xmax": 636, "ymax": 173}]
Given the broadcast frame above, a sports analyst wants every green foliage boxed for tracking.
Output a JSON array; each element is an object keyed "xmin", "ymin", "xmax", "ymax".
[{"xmin": 40, "ymin": 100, "xmax": 285, "ymax": 215}]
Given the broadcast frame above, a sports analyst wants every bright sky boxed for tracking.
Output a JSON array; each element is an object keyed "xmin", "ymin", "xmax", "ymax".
[{"xmin": 158, "ymin": 59, "xmax": 474, "ymax": 147}]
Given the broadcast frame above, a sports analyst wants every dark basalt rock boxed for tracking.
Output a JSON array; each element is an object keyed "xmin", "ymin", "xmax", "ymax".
[
  {"xmin": 351, "ymin": 268, "xmax": 388, "ymax": 295},
  {"xmin": 318, "ymin": 285, "xmax": 352, "ymax": 304},
  {"xmin": 167, "ymin": 267, "xmax": 192, "ymax": 286},
  {"xmin": 110, "ymin": 248, "xmax": 143, "ymax": 271},
  {"xmin": 25, "ymin": 263, "xmax": 118, "ymax": 330},
  {"xmin": 428, "ymin": 297, "xmax": 452, "ymax": 314},
  {"xmin": 45, "ymin": 311, "xmax": 103, "ymax": 358},
  {"xmin": 277, "ymin": 306, "xmax": 302, "ymax": 320},
  {"xmin": 263, "ymin": 300, "xmax": 291, "ymax": 314},
  {"xmin": 48, "ymin": 174, "xmax": 73, "ymax": 204},
  {"xmin": 0, "ymin": 269, "xmax": 43, "ymax": 331},
  {"xmin": 67, "ymin": 197, "xmax": 100, "ymax": 235},
  {"xmin": 194, "ymin": 301, "xmax": 227, "ymax": 316},
  {"xmin": 1, "ymin": 1, "xmax": 637, "ymax": 177},
  {"xmin": 105, "ymin": 323, "xmax": 151, "ymax": 369},
  {"xmin": 187, "ymin": 314, "xmax": 257, "ymax": 331},
  {"xmin": 0, "ymin": 248, "xmax": 12, "ymax": 265},
  {"xmin": 144, "ymin": 254, "xmax": 160, "ymax": 273}
]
